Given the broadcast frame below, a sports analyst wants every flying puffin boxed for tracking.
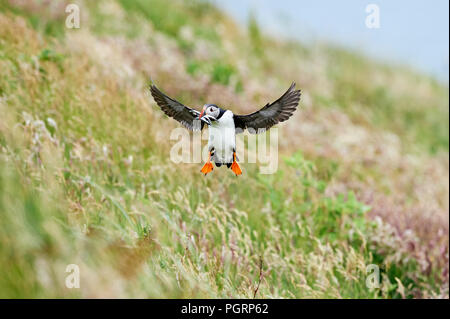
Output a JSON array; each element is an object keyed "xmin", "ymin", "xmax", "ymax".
[{"xmin": 150, "ymin": 82, "xmax": 301, "ymax": 176}]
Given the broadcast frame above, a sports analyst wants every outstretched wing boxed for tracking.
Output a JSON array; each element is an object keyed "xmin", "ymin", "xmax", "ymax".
[
  {"xmin": 233, "ymin": 82, "xmax": 301, "ymax": 134},
  {"xmin": 150, "ymin": 84, "xmax": 204, "ymax": 131}
]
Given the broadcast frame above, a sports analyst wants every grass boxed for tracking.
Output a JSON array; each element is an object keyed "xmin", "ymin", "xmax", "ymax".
[{"xmin": 0, "ymin": 0, "xmax": 448, "ymax": 298}]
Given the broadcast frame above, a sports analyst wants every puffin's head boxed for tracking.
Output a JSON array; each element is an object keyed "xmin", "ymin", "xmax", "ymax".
[{"xmin": 198, "ymin": 104, "xmax": 220, "ymax": 124}]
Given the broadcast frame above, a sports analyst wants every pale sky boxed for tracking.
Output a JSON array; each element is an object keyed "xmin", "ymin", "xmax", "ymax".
[{"xmin": 214, "ymin": 0, "xmax": 449, "ymax": 83}]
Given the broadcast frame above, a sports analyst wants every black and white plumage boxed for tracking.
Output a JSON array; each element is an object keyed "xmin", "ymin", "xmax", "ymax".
[{"xmin": 150, "ymin": 83, "xmax": 301, "ymax": 175}]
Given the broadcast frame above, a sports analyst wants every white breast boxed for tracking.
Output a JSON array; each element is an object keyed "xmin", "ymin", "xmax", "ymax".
[{"xmin": 208, "ymin": 110, "xmax": 236, "ymax": 164}]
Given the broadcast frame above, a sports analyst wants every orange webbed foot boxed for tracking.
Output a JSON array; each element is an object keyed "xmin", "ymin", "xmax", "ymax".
[
  {"xmin": 201, "ymin": 151, "xmax": 214, "ymax": 175},
  {"xmin": 200, "ymin": 162, "xmax": 214, "ymax": 175},
  {"xmin": 230, "ymin": 152, "xmax": 242, "ymax": 176},
  {"xmin": 231, "ymin": 161, "xmax": 242, "ymax": 176}
]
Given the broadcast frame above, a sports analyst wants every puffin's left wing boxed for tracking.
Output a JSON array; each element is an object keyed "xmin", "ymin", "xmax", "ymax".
[
  {"xmin": 233, "ymin": 82, "xmax": 301, "ymax": 134},
  {"xmin": 150, "ymin": 85, "xmax": 204, "ymax": 131}
]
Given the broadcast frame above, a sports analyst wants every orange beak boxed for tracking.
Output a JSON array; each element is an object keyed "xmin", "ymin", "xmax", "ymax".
[{"xmin": 198, "ymin": 106, "xmax": 206, "ymax": 119}]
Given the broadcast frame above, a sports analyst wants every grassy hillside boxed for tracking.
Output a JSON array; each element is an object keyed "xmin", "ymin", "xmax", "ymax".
[{"xmin": 0, "ymin": 0, "xmax": 448, "ymax": 298}]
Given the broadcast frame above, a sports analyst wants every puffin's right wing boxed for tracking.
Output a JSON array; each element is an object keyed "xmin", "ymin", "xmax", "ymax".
[
  {"xmin": 233, "ymin": 82, "xmax": 301, "ymax": 134},
  {"xmin": 150, "ymin": 84, "xmax": 205, "ymax": 131}
]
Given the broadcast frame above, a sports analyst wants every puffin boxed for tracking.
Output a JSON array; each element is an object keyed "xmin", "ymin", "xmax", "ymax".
[{"xmin": 150, "ymin": 82, "xmax": 301, "ymax": 176}]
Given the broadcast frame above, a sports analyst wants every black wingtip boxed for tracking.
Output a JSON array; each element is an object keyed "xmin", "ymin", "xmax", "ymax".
[
  {"xmin": 291, "ymin": 82, "xmax": 302, "ymax": 97},
  {"xmin": 149, "ymin": 77, "xmax": 158, "ymax": 93},
  {"xmin": 149, "ymin": 83, "xmax": 159, "ymax": 96}
]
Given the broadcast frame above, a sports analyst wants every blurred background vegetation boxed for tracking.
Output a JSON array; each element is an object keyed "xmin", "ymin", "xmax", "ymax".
[{"xmin": 0, "ymin": 0, "xmax": 448, "ymax": 298}]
